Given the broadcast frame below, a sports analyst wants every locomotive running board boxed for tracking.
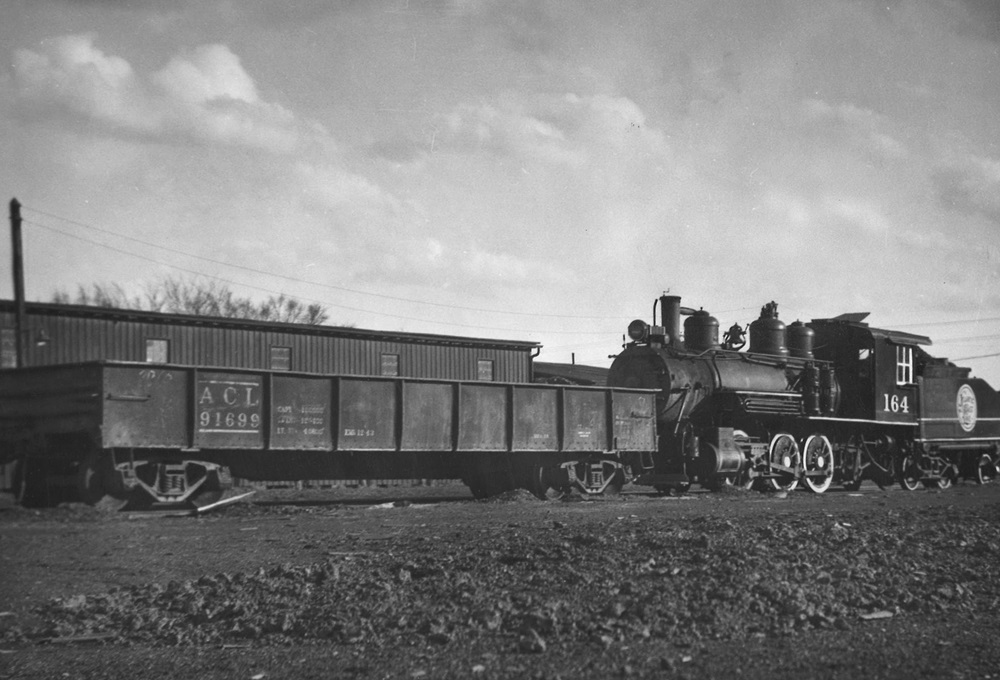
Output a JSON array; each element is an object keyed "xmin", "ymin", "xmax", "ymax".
[{"xmin": 807, "ymin": 416, "xmax": 919, "ymax": 426}]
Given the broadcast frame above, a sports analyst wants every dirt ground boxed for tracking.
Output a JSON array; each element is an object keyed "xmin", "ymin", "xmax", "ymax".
[{"xmin": 1, "ymin": 481, "xmax": 999, "ymax": 680}]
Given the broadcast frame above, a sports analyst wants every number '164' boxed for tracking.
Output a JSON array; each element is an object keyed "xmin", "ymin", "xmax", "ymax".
[{"xmin": 883, "ymin": 394, "xmax": 910, "ymax": 413}]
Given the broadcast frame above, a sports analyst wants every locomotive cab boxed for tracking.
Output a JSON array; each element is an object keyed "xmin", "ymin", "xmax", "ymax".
[{"xmin": 808, "ymin": 314, "xmax": 930, "ymax": 424}]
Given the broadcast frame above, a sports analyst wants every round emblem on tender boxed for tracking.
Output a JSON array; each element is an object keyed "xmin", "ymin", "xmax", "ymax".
[{"xmin": 956, "ymin": 384, "xmax": 977, "ymax": 433}]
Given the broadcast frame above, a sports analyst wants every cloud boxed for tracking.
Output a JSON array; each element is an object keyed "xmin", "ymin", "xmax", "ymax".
[
  {"xmin": 12, "ymin": 34, "xmax": 151, "ymax": 131},
  {"xmin": 153, "ymin": 44, "xmax": 259, "ymax": 104},
  {"xmin": 295, "ymin": 162, "xmax": 404, "ymax": 218},
  {"xmin": 292, "ymin": 158, "xmax": 575, "ymax": 289},
  {"xmin": 438, "ymin": 91, "xmax": 669, "ymax": 170},
  {"xmin": 801, "ymin": 98, "xmax": 907, "ymax": 159},
  {"xmin": 933, "ymin": 153, "xmax": 1000, "ymax": 223},
  {"xmin": 442, "ymin": 98, "xmax": 584, "ymax": 166},
  {"xmin": 11, "ymin": 34, "xmax": 310, "ymax": 152}
]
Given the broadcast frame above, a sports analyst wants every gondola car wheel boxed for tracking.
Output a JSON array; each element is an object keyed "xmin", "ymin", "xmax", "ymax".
[
  {"xmin": 13, "ymin": 456, "xmax": 49, "ymax": 508},
  {"xmin": 802, "ymin": 435, "xmax": 834, "ymax": 493},
  {"xmin": 76, "ymin": 451, "xmax": 107, "ymax": 505},
  {"xmin": 603, "ymin": 467, "xmax": 626, "ymax": 495},
  {"xmin": 523, "ymin": 464, "xmax": 567, "ymax": 500},
  {"xmin": 189, "ymin": 469, "xmax": 225, "ymax": 508},
  {"xmin": 467, "ymin": 480, "xmax": 489, "ymax": 499}
]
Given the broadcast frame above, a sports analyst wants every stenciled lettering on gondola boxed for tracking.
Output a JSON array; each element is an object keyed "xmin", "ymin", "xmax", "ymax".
[
  {"xmin": 138, "ymin": 369, "xmax": 174, "ymax": 382},
  {"xmin": 197, "ymin": 376, "xmax": 262, "ymax": 433},
  {"xmin": 273, "ymin": 403, "xmax": 328, "ymax": 437}
]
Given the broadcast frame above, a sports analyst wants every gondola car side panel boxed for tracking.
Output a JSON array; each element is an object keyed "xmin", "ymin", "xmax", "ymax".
[
  {"xmin": 270, "ymin": 375, "xmax": 333, "ymax": 450},
  {"xmin": 511, "ymin": 386, "xmax": 559, "ymax": 452},
  {"xmin": 457, "ymin": 384, "xmax": 508, "ymax": 451},
  {"xmin": 563, "ymin": 388, "xmax": 609, "ymax": 451},
  {"xmin": 611, "ymin": 390, "xmax": 656, "ymax": 452},
  {"xmin": 193, "ymin": 371, "xmax": 264, "ymax": 449},
  {"xmin": 103, "ymin": 365, "xmax": 189, "ymax": 448},
  {"xmin": 337, "ymin": 378, "xmax": 396, "ymax": 451},
  {"xmin": 400, "ymin": 381, "xmax": 453, "ymax": 451}
]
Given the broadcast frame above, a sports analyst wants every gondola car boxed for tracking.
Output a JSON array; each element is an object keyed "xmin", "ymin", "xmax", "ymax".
[
  {"xmin": 0, "ymin": 301, "xmax": 658, "ymax": 507},
  {"xmin": 608, "ymin": 294, "xmax": 1000, "ymax": 493}
]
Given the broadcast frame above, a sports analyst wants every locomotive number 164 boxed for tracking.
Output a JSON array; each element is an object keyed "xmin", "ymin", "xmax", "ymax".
[{"xmin": 883, "ymin": 393, "xmax": 911, "ymax": 414}]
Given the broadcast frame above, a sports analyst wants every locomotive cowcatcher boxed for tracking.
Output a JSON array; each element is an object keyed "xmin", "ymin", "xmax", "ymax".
[{"xmin": 607, "ymin": 294, "xmax": 1000, "ymax": 493}]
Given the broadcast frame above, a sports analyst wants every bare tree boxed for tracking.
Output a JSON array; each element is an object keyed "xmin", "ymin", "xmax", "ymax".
[{"xmin": 53, "ymin": 275, "xmax": 331, "ymax": 325}]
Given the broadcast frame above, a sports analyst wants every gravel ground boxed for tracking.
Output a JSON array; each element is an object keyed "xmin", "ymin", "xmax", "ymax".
[{"xmin": 1, "ymin": 482, "xmax": 999, "ymax": 679}]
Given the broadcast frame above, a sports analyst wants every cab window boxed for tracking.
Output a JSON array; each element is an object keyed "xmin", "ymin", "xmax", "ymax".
[
  {"xmin": 895, "ymin": 345, "xmax": 914, "ymax": 385},
  {"xmin": 857, "ymin": 348, "xmax": 871, "ymax": 378}
]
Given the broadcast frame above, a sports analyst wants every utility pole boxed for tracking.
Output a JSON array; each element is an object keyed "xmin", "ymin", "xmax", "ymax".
[{"xmin": 10, "ymin": 198, "xmax": 25, "ymax": 368}]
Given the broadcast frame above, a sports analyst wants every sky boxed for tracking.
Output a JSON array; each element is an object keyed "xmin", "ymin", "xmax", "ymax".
[{"xmin": 2, "ymin": 0, "xmax": 1000, "ymax": 384}]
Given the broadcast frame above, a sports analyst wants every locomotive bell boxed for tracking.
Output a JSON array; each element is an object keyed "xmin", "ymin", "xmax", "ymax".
[{"xmin": 684, "ymin": 309, "xmax": 720, "ymax": 352}]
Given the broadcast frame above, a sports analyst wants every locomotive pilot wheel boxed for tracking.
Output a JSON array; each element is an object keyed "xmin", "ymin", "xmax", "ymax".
[{"xmin": 801, "ymin": 435, "xmax": 834, "ymax": 493}]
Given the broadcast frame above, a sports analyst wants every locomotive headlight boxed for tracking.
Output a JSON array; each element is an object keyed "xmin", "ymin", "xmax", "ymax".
[{"xmin": 627, "ymin": 319, "xmax": 649, "ymax": 342}]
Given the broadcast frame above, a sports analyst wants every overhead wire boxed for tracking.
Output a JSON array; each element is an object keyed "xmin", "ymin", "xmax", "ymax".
[
  {"xmin": 23, "ymin": 205, "xmax": 626, "ymax": 321},
  {"xmin": 22, "ymin": 217, "xmax": 621, "ymax": 337},
  {"xmin": 17, "ymin": 203, "xmax": 1000, "ymax": 346},
  {"xmin": 955, "ymin": 352, "xmax": 1000, "ymax": 361}
]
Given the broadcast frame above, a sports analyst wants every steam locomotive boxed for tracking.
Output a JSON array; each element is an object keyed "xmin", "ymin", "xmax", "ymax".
[{"xmin": 608, "ymin": 294, "xmax": 1000, "ymax": 493}]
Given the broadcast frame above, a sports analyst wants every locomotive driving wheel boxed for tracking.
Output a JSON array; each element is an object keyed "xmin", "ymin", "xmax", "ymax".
[
  {"xmin": 767, "ymin": 433, "xmax": 800, "ymax": 492},
  {"xmin": 801, "ymin": 435, "xmax": 834, "ymax": 493}
]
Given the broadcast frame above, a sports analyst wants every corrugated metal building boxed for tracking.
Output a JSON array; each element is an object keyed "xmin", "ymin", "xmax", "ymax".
[{"xmin": 0, "ymin": 301, "xmax": 539, "ymax": 382}]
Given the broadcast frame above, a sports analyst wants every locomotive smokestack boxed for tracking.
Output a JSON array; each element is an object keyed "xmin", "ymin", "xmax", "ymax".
[{"xmin": 660, "ymin": 295, "xmax": 682, "ymax": 347}]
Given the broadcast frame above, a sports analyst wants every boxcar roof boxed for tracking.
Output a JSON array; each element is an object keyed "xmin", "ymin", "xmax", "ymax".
[
  {"xmin": 533, "ymin": 361, "xmax": 609, "ymax": 386},
  {"xmin": 0, "ymin": 300, "xmax": 541, "ymax": 351}
]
